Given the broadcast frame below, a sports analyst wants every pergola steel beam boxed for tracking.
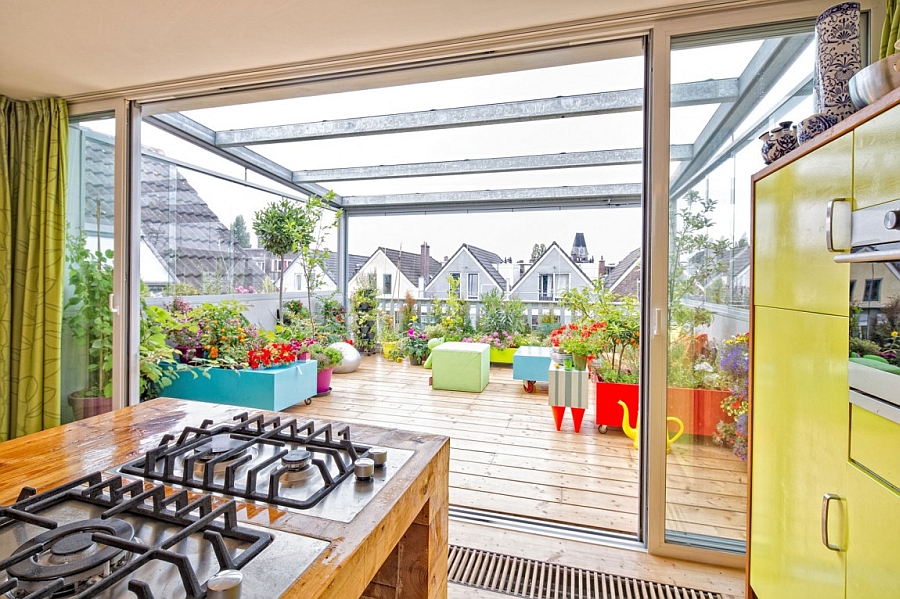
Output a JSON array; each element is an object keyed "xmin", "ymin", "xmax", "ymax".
[
  {"xmin": 669, "ymin": 34, "xmax": 814, "ymax": 194},
  {"xmin": 292, "ymin": 145, "xmax": 693, "ymax": 182},
  {"xmin": 144, "ymin": 113, "xmax": 344, "ymax": 208},
  {"xmin": 216, "ymin": 79, "xmax": 738, "ymax": 147},
  {"xmin": 669, "ymin": 74, "xmax": 814, "ymax": 202},
  {"xmin": 341, "ymin": 184, "xmax": 642, "ymax": 214}
]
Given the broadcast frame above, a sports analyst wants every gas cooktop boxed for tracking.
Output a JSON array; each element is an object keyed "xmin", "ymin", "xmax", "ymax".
[
  {"xmin": 112, "ymin": 411, "xmax": 413, "ymax": 522},
  {"xmin": 0, "ymin": 472, "xmax": 328, "ymax": 599}
]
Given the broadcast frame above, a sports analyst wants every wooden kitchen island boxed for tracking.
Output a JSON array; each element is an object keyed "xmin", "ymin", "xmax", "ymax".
[{"xmin": 0, "ymin": 398, "xmax": 450, "ymax": 599}]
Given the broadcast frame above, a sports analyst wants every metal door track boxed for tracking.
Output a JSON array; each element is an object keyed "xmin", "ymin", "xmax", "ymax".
[{"xmin": 448, "ymin": 545, "xmax": 724, "ymax": 599}]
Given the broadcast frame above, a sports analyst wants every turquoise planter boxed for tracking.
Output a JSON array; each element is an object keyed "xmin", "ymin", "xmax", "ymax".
[{"xmin": 163, "ymin": 360, "xmax": 318, "ymax": 410}]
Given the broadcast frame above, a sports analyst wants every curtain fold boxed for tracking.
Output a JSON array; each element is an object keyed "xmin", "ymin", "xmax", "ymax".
[{"xmin": 0, "ymin": 96, "xmax": 67, "ymax": 441}]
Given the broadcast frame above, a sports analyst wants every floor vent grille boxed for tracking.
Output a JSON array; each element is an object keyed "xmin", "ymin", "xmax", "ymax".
[{"xmin": 448, "ymin": 545, "xmax": 724, "ymax": 599}]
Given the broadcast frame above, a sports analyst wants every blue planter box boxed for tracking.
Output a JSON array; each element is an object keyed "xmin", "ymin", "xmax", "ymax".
[{"xmin": 163, "ymin": 360, "xmax": 318, "ymax": 410}]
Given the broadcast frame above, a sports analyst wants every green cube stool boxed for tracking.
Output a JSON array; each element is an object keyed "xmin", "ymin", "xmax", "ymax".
[{"xmin": 431, "ymin": 342, "xmax": 490, "ymax": 392}]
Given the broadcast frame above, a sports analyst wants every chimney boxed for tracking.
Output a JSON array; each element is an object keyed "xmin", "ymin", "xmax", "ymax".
[
  {"xmin": 420, "ymin": 243, "xmax": 430, "ymax": 281},
  {"xmin": 598, "ymin": 255, "xmax": 606, "ymax": 279}
]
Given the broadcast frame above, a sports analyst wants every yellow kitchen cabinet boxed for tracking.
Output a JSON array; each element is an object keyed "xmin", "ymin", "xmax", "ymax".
[
  {"xmin": 845, "ymin": 465, "xmax": 900, "ymax": 599},
  {"xmin": 854, "ymin": 104, "xmax": 900, "ymax": 210},
  {"xmin": 753, "ymin": 132, "xmax": 851, "ymax": 316},
  {"xmin": 750, "ymin": 306, "xmax": 849, "ymax": 599}
]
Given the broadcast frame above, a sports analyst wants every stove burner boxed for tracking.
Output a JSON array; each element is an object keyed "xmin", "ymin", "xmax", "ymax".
[
  {"xmin": 193, "ymin": 435, "xmax": 258, "ymax": 478},
  {"xmin": 282, "ymin": 449, "xmax": 312, "ymax": 470},
  {"xmin": 7, "ymin": 518, "xmax": 133, "ymax": 596},
  {"xmin": 204, "ymin": 435, "xmax": 247, "ymax": 456},
  {"xmin": 281, "ymin": 449, "xmax": 317, "ymax": 484}
]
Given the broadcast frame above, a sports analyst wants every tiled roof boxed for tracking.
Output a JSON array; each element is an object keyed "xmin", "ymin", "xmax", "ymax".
[
  {"xmin": 84, "ymin": 135, "xmax": 266, "ymax": 292},
  {"xmin": 324, "ymin": 253, "xmax": 370, "ymax": 283},
  {"xmin": 380, "ymin": 247, "xmax": 442, "ymax": 285},
  {"xmin": 464, "ymin": 244, "xmax": 508, "ymax": 291},
  {"xmin": 605, "ymin": 247, "xmax": 641, "ymax": 295},
  {"xmin": 513, "ymin": 241, "xmax": 593, "ymax": 291}
]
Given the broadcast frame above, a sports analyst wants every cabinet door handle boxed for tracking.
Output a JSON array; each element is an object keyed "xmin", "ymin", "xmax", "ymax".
[
  {"xmin": 821, "ymin": 493, "xmax": 844, "ymax": 551},
  {"xmin": 825, "ymin": 198, "xmax": 851, "ymax": 253}
]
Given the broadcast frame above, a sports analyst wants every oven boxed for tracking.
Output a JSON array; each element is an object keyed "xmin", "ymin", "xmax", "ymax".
[{"xmin": 0, "ymin": 411, "xmax": 414, "ymax": 599}]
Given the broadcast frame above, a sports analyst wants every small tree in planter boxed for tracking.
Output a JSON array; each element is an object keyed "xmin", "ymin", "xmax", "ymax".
[
  {"xmin": 291, "ymin": 191, "xmax": 341, "ymax": 337},
  {"xmin": 253, "ymin": 198, "xmax": 306, "ymax": 324},
  {"xmin": 64, "ymin": 231, "xmax": 114, "ymax": 415}
]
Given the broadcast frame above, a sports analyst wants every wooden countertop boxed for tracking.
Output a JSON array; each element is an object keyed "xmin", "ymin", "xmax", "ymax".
[{"xmin": 0, "ymin": 398, "xmax": 451, "ymax": 599}]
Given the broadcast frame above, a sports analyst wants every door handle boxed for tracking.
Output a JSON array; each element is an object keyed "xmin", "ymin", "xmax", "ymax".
[
  {"xmin": 108, "ymin": 293, "xmax": 119, "ymax": 315},
  {"xmin": 825, "ymin": 198, "xmax": 851, "ymax": 253},
  {"xmin": 821, "ymin": 493, "xmax": 844, "ymax": 551}
]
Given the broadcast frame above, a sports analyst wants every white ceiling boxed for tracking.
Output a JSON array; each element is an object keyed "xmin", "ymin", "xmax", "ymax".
[{"xmin": 2, "ymin": 0, "xmax": 718, "ymax": 100}]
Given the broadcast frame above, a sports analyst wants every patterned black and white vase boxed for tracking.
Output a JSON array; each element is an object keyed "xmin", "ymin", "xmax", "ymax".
[
  {"xmin": 814, "ymin": 2, "xmax": 861, "ymax": 122},
  {"xmin": 797, "ymin": 112, "xmax": 840, "ymax": 145},
  {"xmin": 760, "ymin": 121, "xmax": 799, "ymax": 165}
]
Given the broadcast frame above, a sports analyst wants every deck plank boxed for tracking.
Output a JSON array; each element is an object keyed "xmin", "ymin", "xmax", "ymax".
[{"xmin": 285, "ymin": 355, "xmax": 747, "ymax": 543}]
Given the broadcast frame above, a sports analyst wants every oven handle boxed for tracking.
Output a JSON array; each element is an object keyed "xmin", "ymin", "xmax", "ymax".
[
  {"xmin": 834, "ymin": 247, "xmax": 900, "ymax": 263},
  {"xmin": 821, "ymin": 493, "xmax": 845, "ymax": 551}
]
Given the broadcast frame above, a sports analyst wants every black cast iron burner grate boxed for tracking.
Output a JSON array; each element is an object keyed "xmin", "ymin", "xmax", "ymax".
[
  {"xmin": 117, "ymin": 412, "xmax": 373, "ymax": 510},
  {"xmin": 0, "ymin": 472, "xmax": 273, "ymax": 599}
]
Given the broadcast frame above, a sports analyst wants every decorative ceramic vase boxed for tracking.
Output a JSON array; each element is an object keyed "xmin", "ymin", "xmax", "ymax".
[
  {"xmin": 760, "ymin": 121, "xmax": 799, "ymax": 165},
  {"xmin": 814, "ymin": 2, "xmax": 861, "ymax": 121},
  {"xmin": 797, "ymin": 112, "xmax": 840, "ymax": 145}
]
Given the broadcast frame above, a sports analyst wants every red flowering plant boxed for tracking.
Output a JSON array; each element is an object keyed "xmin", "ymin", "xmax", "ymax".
[
  {"xmin": 247, "ymin": 342, "xmax": 298, "ymax": 370},
  {"xmin": 556, "ymin": 284, "xmax": 641, "ymax": 383}
]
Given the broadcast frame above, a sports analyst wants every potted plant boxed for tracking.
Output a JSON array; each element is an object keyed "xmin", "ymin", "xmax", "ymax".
[
  {"xmin": 64, "ymin": 231, "xmax": 113, "ymax": 419},
  {"xmin": 477, "ymin": 290, "xmax": 528, "ymax": 363},
  {"xmin": 308, "ymin": 343, "xmax": 344, "ymax": 394},
  {"xmin": 405, "ymin": 326, "xmax": 430, "ymax": 365},
  {"xmin": 377, "ymin": 311, "xmax": 400, "ymax": 358}
]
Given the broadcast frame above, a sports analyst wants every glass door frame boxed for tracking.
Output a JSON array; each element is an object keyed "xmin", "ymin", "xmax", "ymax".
[
  {"xmin": 66, "ymin": 98, "xmax": 140, "ymax": 412},
  {"xmin": 644, "ymin": 0, "xmax": 882, "ymax": 568}
]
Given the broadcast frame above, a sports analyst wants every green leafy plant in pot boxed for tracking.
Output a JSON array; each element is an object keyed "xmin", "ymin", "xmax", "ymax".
[
  {"xmin": 308, "ymin": 343, "xmax": 344, "ymax": 394},
  {"xmin": 64, "ymin": 231, "xmax": 114, "ymax": 418}
]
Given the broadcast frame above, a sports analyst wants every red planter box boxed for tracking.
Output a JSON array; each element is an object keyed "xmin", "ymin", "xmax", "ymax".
[
  {"xmin": 595, "ymin": 383, "xmax": 732, "ymax": 436},
  {"xmin": 666, "ymin": 387, "xmax": 731, "ymax": 437},
  {"xmin": 595, "ymin": 382, "xmax": 639, "ymax": 430}
]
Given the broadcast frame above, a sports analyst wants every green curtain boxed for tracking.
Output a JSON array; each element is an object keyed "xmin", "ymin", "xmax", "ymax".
[
  {"xmin": 0, "ymin": 96, "xmax": 68, "ymax": 441},
  {"xmin": 882, "ymin": 0, "xmax": 900, "ymax": 59}
]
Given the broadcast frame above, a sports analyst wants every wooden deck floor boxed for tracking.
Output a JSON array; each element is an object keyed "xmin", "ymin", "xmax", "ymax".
[{"xmin": 285, "ymin": 355, "xmax": 748, "ymax": 544}]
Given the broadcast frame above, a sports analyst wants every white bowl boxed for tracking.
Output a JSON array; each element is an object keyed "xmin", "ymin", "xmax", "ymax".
[{"xmin": 849, "ymin": 55, "xmax": 900, "ymax": 109}]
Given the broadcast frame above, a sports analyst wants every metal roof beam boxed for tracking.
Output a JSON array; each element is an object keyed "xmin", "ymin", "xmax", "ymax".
[
  {"xmin": 669, "ymin": 74, "xmax": 813, "ymax": 202},
  {"xmin": 216, "ymin": 79, "xmax": 738, "ymax": 147},
  {"xmin": 292, "ymin": 145, "xmax": 693, "ymax": 182},
  {"xmin": 144, "ymin": 113, "xmax": 344, "ymax": 208},
  {"xmin": 342, "ymin": 184, "xmax": 642, "ymax": 215},
  {"xmin": 669, "ymin": 33, "xmax": 813, "ymax": 193}
]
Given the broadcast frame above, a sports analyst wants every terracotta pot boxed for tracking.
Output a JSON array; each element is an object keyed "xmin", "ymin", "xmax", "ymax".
[
  {"xmin": 666, "ymin": 387, "xmax": 732, "ymax": 437},
  {"xmin": 67, "ymin": 391, "xmax": 112, "ymax": 421}
]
